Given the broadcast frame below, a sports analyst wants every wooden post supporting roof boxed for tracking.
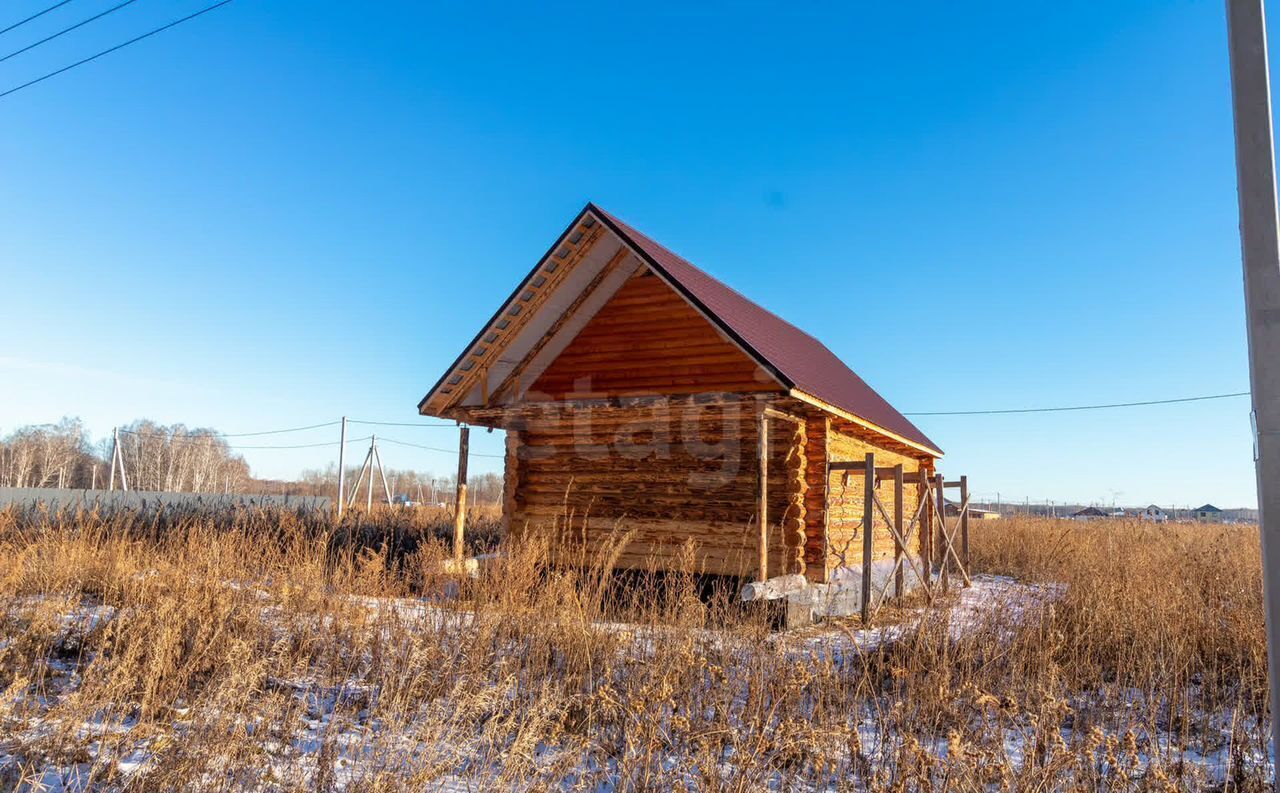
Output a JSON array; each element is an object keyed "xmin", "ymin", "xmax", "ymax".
[
  {"xmin": 757, "ymin": 410, "xmax": 769, "ymax": 582},
  {"xmin": 935, "ymin": 472, "xmax": 947, "ymax": 593},
  {"xmin": 454, "ymin": 426, "xmax": 470, "ymax": 561},
  {"xmin": 861, "ymin": 451, "xmax": 875, "ymax": 624},
  {"xmin": 893, "ymin": 463, "xmax": 905, "ymax": 601},
  {"xmin": 960, "ymin": 475, "xmax": 971, "ymax": 575},
  {"xmin": 921, "ymin": 474, "xmax": 933, "ymax": 590}
]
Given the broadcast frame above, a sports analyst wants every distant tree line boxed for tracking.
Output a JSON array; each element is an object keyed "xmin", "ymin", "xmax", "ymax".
[
  {"xmin": 0, "ymin": 417, "xmax": 99, "ymax": 489},
  {"xmin": 0, "ymin": 417, "xmax": 503, "ymax": 505},
  {"xmin": 297, "ymin": 463, "xmax": 503, "ymax": 506}
]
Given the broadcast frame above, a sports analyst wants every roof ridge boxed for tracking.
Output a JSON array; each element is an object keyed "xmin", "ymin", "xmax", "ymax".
[
  {"xmin": 588, "ymin": 202, "xmax": 941, "ymax": 456},
  {"xmin": 589, "ymin": 204, "xmax": 827, "ymax": 344}
]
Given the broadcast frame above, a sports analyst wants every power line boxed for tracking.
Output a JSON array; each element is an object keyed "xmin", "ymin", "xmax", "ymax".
[
  {"xmin": 0, "ymin": 0, "xmax": 233, "ymax": 101},
  {"xmin": 227, "ymin": 436, "xmax": 370, "ymax": 451},
  {"xmin": 0, "ymin": 0, "xmax": 76, "ymax": 37},
  {"xmin": 119, "ymin": 420, "xmax": 340, "ymax": 439},
  {"xmin": 379, "ymin": 436, "xmax": 504, "ymax": 458},
  {"xmin": 903, "ymin": 391, "xmax": 1251, "ymax": 417},
  {"xmin": 0, "ymin": 0, "xmax": 138, "ymax": 65},
  {"xmin": 348, "ymin": 419, "xmax": 456, "ymax": 428},
  {"xmin": 117, "ymin": 433, "xmax": 371, "ymax": 450}
]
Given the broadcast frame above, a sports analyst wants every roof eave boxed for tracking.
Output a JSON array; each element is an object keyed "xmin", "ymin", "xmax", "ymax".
[
  {"xmin": 789, "ymin": 388, "xmax": 944, "ymax": 458},
  {"xmin": 417, "ymin": 203, "xmax": 598, "ymax": 416}
]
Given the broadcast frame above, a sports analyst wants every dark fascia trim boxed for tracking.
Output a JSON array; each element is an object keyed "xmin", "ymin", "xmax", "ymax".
[
  {"xmin": 585, "ymin": 202, "xmax": 795, "ymax": 394},
  {"xmin": 417, "ymin": 203, "xmax": 596, "ymax": 414}
]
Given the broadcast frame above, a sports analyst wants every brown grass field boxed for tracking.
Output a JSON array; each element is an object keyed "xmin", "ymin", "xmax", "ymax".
[{"xmin": 0, "ymin": 506, "xmax": 1270, "ymax": 790}]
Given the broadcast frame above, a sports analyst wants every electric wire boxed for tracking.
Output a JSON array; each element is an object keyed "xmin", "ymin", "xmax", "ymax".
[
  {"xmin": 102, "ymin": 389, "xmax": 1252, "ymax": 452},
  {"xmin": 115, "ymin": 433, "xmax": 370, "ymax": 450},
  {"xmin": 118, "ymin": 420, "xmax": 340, "ymax": 439},
  {"xmin": 0, "ymin": 0, "xmax": 76, "ymax": 37},
  {"xmin": 378, "ymin": 436, "xmax": 505, "ymax": 458},
  {"xmin": 0, "ymin": 0, "xmax": 138, "ymax": 64},
  {"xmin": 225, "ymin": 436, "xmax": 370, "ymax": 451},
  {"xmin": 347, "ymin": 419, "xmax": 456, "ymax": 428},
  {"xmin": 902, "ymin": 391, "xmax": 1250, "ymax": 417},
  {"xmin": 0, "ymin": 0, "xmax": 233, "ymax": 100}
]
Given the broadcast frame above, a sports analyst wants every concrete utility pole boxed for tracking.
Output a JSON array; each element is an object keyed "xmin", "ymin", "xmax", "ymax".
[{"xmin": 1225, "ymin": 0, "xmax": 1280, "ymax": 775}]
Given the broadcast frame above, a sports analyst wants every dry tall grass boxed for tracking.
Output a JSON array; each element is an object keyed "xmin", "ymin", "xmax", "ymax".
[{"xmin": 0, "ymin": 507, "xmax": 1270, "ymax": 790}]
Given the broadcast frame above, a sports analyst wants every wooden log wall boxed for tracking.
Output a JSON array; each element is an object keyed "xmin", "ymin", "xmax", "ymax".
[
  {"xmin": 803, "ymin": 414, "xmax": 830, "ymax": 582},
  {"xmin": 505, "ymin": 397, "xmax": 805, "ymax": 578},
  {"xmin": 528, "ymin": 270, "xmax": 778, "ymax": 400},
  {"xmin": 822, "ymin": 419, "xmax": 932, "ymax": 576},
  {"xmin": 502, "ymin": 430, "xmax": 521, "ymax": 536}
]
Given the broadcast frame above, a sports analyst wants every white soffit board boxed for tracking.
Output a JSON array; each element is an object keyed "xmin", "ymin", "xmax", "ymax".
[
  {"xmin": 499, "ymin": 252, "xmax": 644, "ymax": 403},
  {"xmin": 455, "ymin": 235, "xmax": 627, "ymax": 407}
]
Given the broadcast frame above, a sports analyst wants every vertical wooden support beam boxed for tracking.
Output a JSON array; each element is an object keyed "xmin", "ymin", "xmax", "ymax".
[
  {"xmin": 757, "ymin": 411, "xmax": 769, "ymax": 582},
  {"xmin": 960, "ymin": 474, "xmax": 971, "ymax": 581},
  {"xmin": 860, "ymin": 451, "xmax": 875, "ymax": 624},
  {"xmin": 935, "ymin": 472, "xmax": 947, "ymax": 593},
  {"xmin": 920, "ymin": 471, "xmax": 932, "ymax": 590},
  {"xmin": 893, "ymin": 464, "xmax": 905, "ymax": 601},
  {"xmin": 454, "ymin": 426, "xmax": 470, "ymax": 561}
]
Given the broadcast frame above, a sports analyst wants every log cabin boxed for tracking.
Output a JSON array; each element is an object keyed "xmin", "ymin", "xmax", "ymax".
[{"xmin": 418, "ymin": 203, "xmax": 943, "ymax": 588}]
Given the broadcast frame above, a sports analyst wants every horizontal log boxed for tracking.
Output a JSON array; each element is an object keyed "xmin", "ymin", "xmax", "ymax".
[{"xmin": 739, "ymin": 574, "xmax": 809, "ymax": 601}]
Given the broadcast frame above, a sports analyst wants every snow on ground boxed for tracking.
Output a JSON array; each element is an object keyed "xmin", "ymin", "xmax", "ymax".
[
  {"xmin": 790, "ymin": 574, "xmax": 1067, "ymax": 654},
  {"xmin": 0, "ymin": 574, "xmax": 1271, "ymax": 789}
]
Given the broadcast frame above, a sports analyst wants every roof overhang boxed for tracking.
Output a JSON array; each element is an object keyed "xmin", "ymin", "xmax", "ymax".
[{"xmin": 788, "ymin": 388, "xmax": 944, "ymax": 458}]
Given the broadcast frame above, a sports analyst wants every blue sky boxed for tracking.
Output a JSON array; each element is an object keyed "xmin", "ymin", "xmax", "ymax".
[{"xmin": 0, "ymin": 1, "xmax": 1264, "ymax": 507}]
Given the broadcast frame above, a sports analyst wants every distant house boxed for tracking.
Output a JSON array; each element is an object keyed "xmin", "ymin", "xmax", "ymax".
[
  {"xmin": 1193, "ymin": 504, "xmax": 1224, "ymax": 523},
  {"xmin": 944, "ymin": 500, "xmax": 1001, "ymax": 520},
  {"xmin": 1139, "ymin": 504, "xmax": 1169, "ymax": 523},
  {"xmin": 1071, "ymin": 506, "xmax": 1109, "ymax": 521}
]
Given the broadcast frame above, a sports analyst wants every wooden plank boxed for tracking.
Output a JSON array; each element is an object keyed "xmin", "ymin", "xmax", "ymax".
[
  {"xmin": 490, "ymin": 246, "xmax": 634, "ymax": 404},
  {"xmin": 453, "ymin": 426, "xmax": 470, "ymax": 561},
  {"xmin": 935, "ymin": 472, "xmax": 947, "ymax": 592},
  {"xmin": 893, "ymin": 463, "xmax": 905, "ymax": 601},
  {"xmin": 757, "ymin": 410, "xmax": 769, "ymax": 582},
  {"xmin": 762, "ymin": 407, "xmax": 806, "ymax": 425},
  {"xmin": 861, "ymin": 451, "xmax": 875, "ymax": 624},
  {"xmin": 960, "ymin": 475, "xmax": 970, "ymax": 577},
  {"xmin": 819, "ymin": 415, "xmax": 830, "ymax": 583},
  {"xmin": 439, "ymin": 222, "xmax": 605, "ymax": 413},
  {"xmin": 921, "ymin": 472, "xmax": 933, "ymax": 590},
  {"xmin": 827, "ymin": 461, "xmax": 904, "ymax": 477}
]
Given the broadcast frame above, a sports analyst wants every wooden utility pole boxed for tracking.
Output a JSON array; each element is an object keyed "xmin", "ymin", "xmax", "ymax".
[
  {"xmin": 453, "ymin": 426, "xmax": 470, "ymax": 560},
  {"xmin": 336, "ymin": 416, "xmax": 347, "ymax": 518},
  {"xmin": 1225, "ymin": 0, "xmax": 1280, "ymax": 774}
]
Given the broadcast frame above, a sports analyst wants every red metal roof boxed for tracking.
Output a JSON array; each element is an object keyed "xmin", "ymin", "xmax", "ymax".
[{"xmin": 591, "ymin": 204, "xmax": 942, "ymax": 456}]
